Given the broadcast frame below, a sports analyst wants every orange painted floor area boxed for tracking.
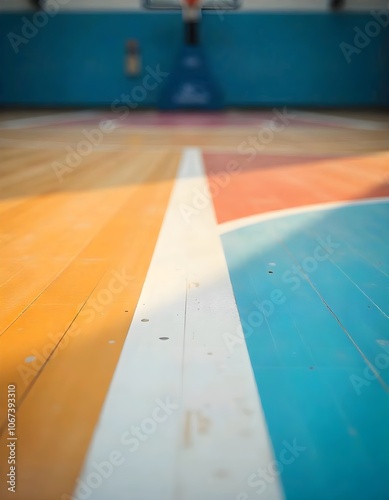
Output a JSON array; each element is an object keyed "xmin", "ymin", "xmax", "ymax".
[
  {"xmin": 204, "ymin": 152, "xmax": 389, "ymax": 223},
  {"xmin": 0, "ymin": 146, "xmax": 180, "ymax": 500}
]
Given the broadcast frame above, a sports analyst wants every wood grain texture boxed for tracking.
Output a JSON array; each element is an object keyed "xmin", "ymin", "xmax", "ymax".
[
  {"xmin": 0, "ymin": 139, "xmax": 180, "ymax": 499},
  {"xmin": 0, "ymin": 109, "xmax": 388, "ymax": 500}
]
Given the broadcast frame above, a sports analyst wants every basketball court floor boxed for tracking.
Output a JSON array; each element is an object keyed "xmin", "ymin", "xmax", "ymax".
[{"xmin": 0, "ymin": 109, "xmax": 388, "ymax": 500}]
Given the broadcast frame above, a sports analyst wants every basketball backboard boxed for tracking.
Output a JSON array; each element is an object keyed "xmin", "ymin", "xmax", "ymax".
[{"xmin": 142, "ymin": 0, "xmax": 241, "ymax": 10}]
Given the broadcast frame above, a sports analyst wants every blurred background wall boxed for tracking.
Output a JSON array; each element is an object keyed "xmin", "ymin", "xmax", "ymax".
[{"xmin": 1, "ymin": 0, "xmax": 388, "ymax": 107}]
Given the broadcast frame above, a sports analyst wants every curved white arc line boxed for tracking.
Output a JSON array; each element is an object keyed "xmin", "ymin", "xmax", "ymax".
[{"xmin": 219, "ymin": 197, "xmax": 389, "ymax": 235}]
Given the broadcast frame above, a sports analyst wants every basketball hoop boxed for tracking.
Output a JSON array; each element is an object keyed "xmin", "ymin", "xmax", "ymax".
[
  {"xmin": 183, "ymin": 0, "xmax": 201, "ymax": 7},
  {"xmin": 181, "ymin": 0, "xmax": 201, "ymax": 28},
  {"xmin": 142, "ymin": 0, "xmax": 240, "ymax": 110}
]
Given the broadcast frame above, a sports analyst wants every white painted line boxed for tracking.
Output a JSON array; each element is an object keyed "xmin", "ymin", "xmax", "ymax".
[
  {"xmin": 75, "ymin": 147, "xmax": 283, "ymax": 500},
  {"xmin": 4, "ymin": 137, "xmax": 388, "ymax": 156},
  {"xmin": 219, "ymin": 197, "xmax": 389, "ymax": 235},
  {"xmin": 0, "ymin": 137, "xmax": 169, "ymax": 152},
  {"xmin": 292, "ymin": 111, "xmax": 389, "ymax": 131},
  {"xmin": 0, "ymin": 138, "xmax": 80, "ymax": 149},
  {"xmin": 0, "ymin": 111, "xmax": 103, "ymax": 129}
]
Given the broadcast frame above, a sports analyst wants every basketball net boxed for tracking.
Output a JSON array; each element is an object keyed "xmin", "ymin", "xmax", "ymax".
[{"xmin": 181, "ymin": 0, "xmax": 201, "ymax": 21}]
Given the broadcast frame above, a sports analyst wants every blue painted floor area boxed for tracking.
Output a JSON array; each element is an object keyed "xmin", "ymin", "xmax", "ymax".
[{"xmin": 222, "ymin": 201, "xmax": 389, "ymax": 500}]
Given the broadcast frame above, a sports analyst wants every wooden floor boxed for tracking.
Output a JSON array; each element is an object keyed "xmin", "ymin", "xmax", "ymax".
[
  {"xmin": 0, "ymin": 114, "xmax": 181, "ymax": 498},
  {"xmin": 0, "ymin": 109, "xmax": 388, "ymax": 500},
  {"xmin": 1, "ymin": 110, "xmax": 389, "ymax": 156}
]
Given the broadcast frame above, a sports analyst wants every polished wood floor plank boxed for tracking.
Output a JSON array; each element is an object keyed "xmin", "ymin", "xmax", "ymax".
[
  {"xmin": 0, "ymin": 152, "xmax": 180, "ymax": 500},
  {"xmin": 0, "ymin": 109, "xmax": 388, "ymax": 500}
]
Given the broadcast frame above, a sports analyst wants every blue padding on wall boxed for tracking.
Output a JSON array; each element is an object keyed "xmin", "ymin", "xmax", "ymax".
[{"xmin": 0, "ymin": 11, "xmax": 388, "ymax": 107}]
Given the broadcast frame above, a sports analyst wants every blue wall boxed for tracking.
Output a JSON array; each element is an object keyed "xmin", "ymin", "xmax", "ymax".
[{"xmin": 1, "ymin": 11, "xmax": 388, "ymax": 107}]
